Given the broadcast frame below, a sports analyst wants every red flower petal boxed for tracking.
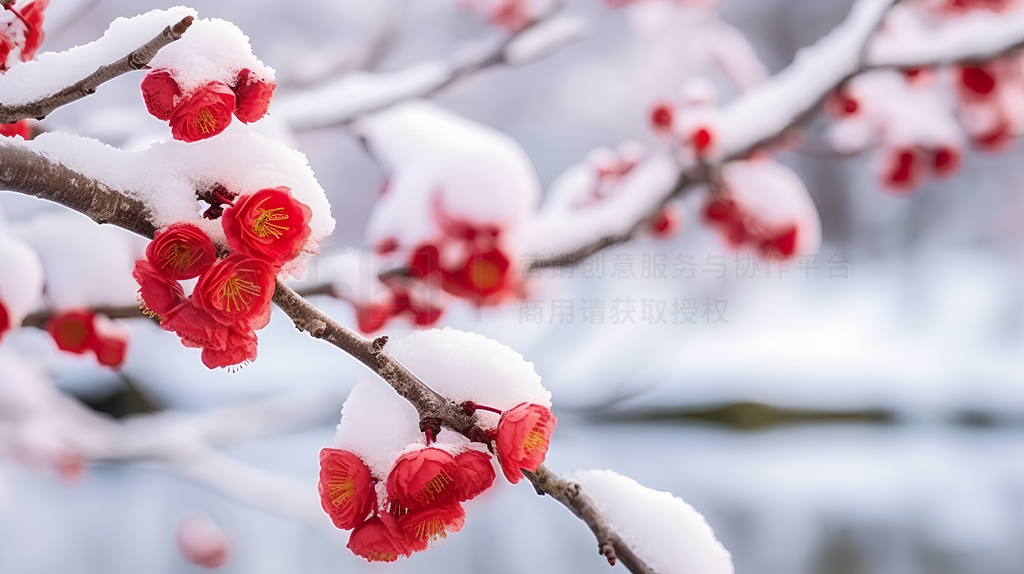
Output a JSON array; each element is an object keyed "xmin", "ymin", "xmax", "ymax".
[
  {"xmin": 495, "ymin": 403, "xmax": 556, "ymax": 484},
  {"xmin": 454, "ymin": 450, "xmax": 495, "ymax": 502},
  {"xmin": 133, "ymin": 260, "xmax": 186, "ymax": 319},
  {"xmin": 146, "ymin": 223, "xmax": 217, "ymax": 281},
  {"xmin": 347, "ymin": 516, "xmax": 410, "ymax": 563},
  {"xmin": 395, "ymin": 502, "xmax": 466, "ymax": 551},
  {"xmin": 386, "ymin": 448, "xmax": 461, "ymax": 510},
  {"xmin": 222, "ymin": 187, "xmax": 313, "ymax": 267},
  {"xmin": 141, "ymin": 69, "xmax": 182, "ymax": 122},
  {"xmin": 0, "ymin": 299, "xmax": 10, "ymax": 342},
  {"xmin": 19, "ymin": 0, "xmax": 48, "ymax": 62},
  {"xmin": 232, "ymin": 68, "xmax": 276, "ymax": 124},
  {"xmin": 169, "ymin": 81, "xmax": 235, "ymax": 143},
  {"xmin": 192, "ymin": 253, "xmax": 275, "ymax": 327},
  {"xmin": 319, "ymin": 448, "xmax": 376, "ymax": 531},
  {"xmin": 0, "ymin": 120, "xmax": 31, "ymax": 139},
  {"xmin": 45, "ymin": 310, "xmax": 98, "ymax": 354}
]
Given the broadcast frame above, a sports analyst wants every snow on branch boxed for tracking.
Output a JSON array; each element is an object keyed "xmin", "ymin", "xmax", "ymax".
[
  {"xmin": 273, "ymin": 8, "xmax": 586, "ymax": 130},
  {"xmin": 0, "ymin": 8, "xmax": 195, "ymax": 124},
  {"xmin": 0, "ymin": 350, "xmax": 341, "ymax": 525},
  {"xmin": 528, "ymin": 0, "xmax": 1024, "ymax": 269}
]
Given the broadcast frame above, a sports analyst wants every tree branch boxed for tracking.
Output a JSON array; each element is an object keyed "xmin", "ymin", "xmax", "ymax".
[
  {"xmin": 0, "ymin": 15, "xmax": 193, "ymax": 124},
  {"xmin": 524, "ymin": 465, "xmax": 655, "ymax": 574}
]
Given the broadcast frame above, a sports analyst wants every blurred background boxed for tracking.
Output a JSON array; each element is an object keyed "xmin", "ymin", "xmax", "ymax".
[{"xmin": 4, "ymin": 0, "xmax": 1024, "ymax": 572}]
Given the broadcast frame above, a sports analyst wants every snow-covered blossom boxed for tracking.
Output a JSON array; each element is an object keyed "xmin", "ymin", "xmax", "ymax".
[
  {"xmin": 353, "ymin": 101, "xmax": 539, "ymax": 331},
  {"xmin": 702, "ymin": 157, "xmax": 822, "ymax": 260},
  {"xmin": 320, "ymin": 329, "xmax": 552, "ymax": 562},
  {"xmin": 139, "ymin": 16, "xmax": 276, "ymax": 142},
  {"xmin": 650, "ymin": 77, "xmax": 719, "ymax": 162}
]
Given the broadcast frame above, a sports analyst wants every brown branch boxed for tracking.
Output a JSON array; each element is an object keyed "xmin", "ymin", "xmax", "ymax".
[
  {"xmin": 524, "ymin": 465, "xmax": 655, "ymax": 574},
  {"xmin": 0, "ymin": 140, "xmax": 157, "ymax": 237},
  {"xmin": 0, "ymin": 15, "xmax": 193, "ymax": 124}
]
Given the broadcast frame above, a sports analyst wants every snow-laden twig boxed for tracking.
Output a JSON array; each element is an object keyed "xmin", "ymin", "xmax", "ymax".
[
  {"xmin": 0, "ymin": 351, "xmax": 343, "ymax": 525},
  {"xmin": 523, "ymin": 465, "xmax": 655, "ymax": 573},
  {"xmin": 273, "ymin": 6, "xmax": 585, "ymax": 130},
  {"xmin": 0, "ymin": 14, "xmax": 193, "ymax": 124}
]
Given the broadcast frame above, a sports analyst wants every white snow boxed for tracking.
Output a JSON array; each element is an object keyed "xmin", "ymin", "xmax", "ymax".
[
  {"xmin": 503, "ymin": 14, "xmax": 589, "ymax": 67},
  {"xmin": 0, "ymin": 7, "xmax": 197, "ymax": 107},
  {"xmin": 149, "ymin": 15, "xmax": 275, "ymax": 95},
  {"xmin": 715, "ymin": 0, "xmax": 893, "ymax": 158},
  {"xmin": 16, "ymin": 124, "xmax": 334, "ymax": 278},
  {"xmin": 0, "ymin": 232, "xmax": 43, "ymax": 327},
  {"xmin": 571, "ymin": 469, "xmax": 734, "ymax": 574},
  {"xmin": 273, "ymin": 62, "xmax": 453, "ymax": 130}
]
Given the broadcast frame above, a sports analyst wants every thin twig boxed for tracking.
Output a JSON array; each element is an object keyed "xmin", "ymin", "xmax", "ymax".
[{"xmin": 0, "ymin": 15, "xmax": 193, "ymax": 124}]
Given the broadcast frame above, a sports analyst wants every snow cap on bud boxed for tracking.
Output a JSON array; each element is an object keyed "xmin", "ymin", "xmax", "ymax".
[
  {"xmin": 177, "ymin": 513, "xmax": 230, "ymax": 569},
  {"xmin": 496, "ymin": 402, "xmax": 556, "ymax": 483}
]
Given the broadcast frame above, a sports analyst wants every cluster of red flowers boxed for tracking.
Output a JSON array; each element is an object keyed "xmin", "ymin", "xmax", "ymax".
[
  {"xmin": 319, "ymin": 402, "xmax": 556, "ymax": 562},
  {"xmin": 702, "ymin": 194, "xmax": 798, "ymax": 260},
  {"xmin": 132, "ymin": 187, "xmax": 312, "ymax": 369},
  {"xmin": 359, "ymin": 201, "xmax": 522, "ymax": 333},
  {"xmin": 951, "ymin": 59, "xmax": 1024, "ymax": 153},
  {"xmin": 0, "ymin": 0, "xmax": 48, "ymax": 140},
  {"xmin": 44, "ymin": 310, "xmax": 128, "ymax": 368},
  {"xmin": 141, "ymin": 67, "xmax": 275, "ymax": 143}
]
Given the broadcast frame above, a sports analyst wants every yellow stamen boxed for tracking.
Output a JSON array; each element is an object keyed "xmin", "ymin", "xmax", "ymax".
[
  {"xmin": 195, "ymin": 107, "xmax": 217, "ymax": 134},
  {"xmin": 164, "ymin": 244, "xmax": 193, "ymax": 270},
  {"xmin": 367, "ymin": 551, "xmax": 398, "ymax": 562},
  {"xmin": 252, "ymin": 207, "xmax": 289, "ymax": 239},
  {"xmin": 414, "ymin": 518, "xmax": 447, "ymax": 542},
  {"xmin": 522, "ymin": 428, "xmax": 545, "ymax": 455},
  {"xmin": 219, "ymin": 273, "xmax": 261, "ymax": 312},
  {"xmin": 418, "ymin": 469, "xmax": 453, "ymax": 505},
  {"xmin": 328, "ymin": 476, "xmax": 356, "ymax": 507}
]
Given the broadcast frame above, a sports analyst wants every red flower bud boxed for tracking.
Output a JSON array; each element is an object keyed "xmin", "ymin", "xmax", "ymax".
[
  {"xmin": 145, "ymin": 223, "xmax": 217, "ymax": 281},
  {"xmin": 141, "ymin": 69, "xmax": 181, "ymax": 122},
  {"xmin": 93, "ymin": 336, "xmax": 127, "ymax": 369},
  {"xmin": 169, "ymin": 81, "xmax": 235, "ymax": 143},
  {"xmin": 495, "ymin": 403, "xmax": 556, "ymax": 484},
  {"xmin": 347, "ymin": 516, "xmax": 410, "ymax": 563},
  {"xmin": 649, "ymin": 204, "xmax": 680, "ymax": 239},
  {"xmin": 192, "ymin": 253, "xmax": 275, "ymax": 329},
  {"xmin": 386, "ymin": 448, "xmax": 462, "ymax": 510},
  {"xmin": 232, "ymin": 68, "xmax": 276, "ymax": 124},
  {"xmin": 177, "ymin": 514, "xmax": 230, "ymax": 569},
  {"xmin": 46, "ymin": 310, "xmax": 98, "ymax": 354},
  {"xmin": 222, "ymin": 187, "xmax": 312, "ymax": 267},
  {"xmin": 0, "ymin": 299, "xmax": 8, "ymax": 341},
  {"xmin": 0, "ymin": 120, "xmax": 30, "ymax": 139},
  {"xmin": 453, "ymin": 450, "xmax": 495, "ymax": 502},
  {"xmin": 319, "ymin": 448, "xmax": 376, "ymax": 531},
  {"xmin": 650, "ymin": 102, "xmax": 675, "ymax": 132}
]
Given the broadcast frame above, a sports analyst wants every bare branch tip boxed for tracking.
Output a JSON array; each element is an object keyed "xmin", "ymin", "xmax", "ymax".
[
  {"xmin": 601, "ymin": 543, "xmax": 618, "ymax": 566},
  {"xmin": 371, "ymin": 335, "xmax": 389, "ymax": 353},
  {"xmin": 172, "ymin": 15, "xmax": 194, "ymax": 36}
]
